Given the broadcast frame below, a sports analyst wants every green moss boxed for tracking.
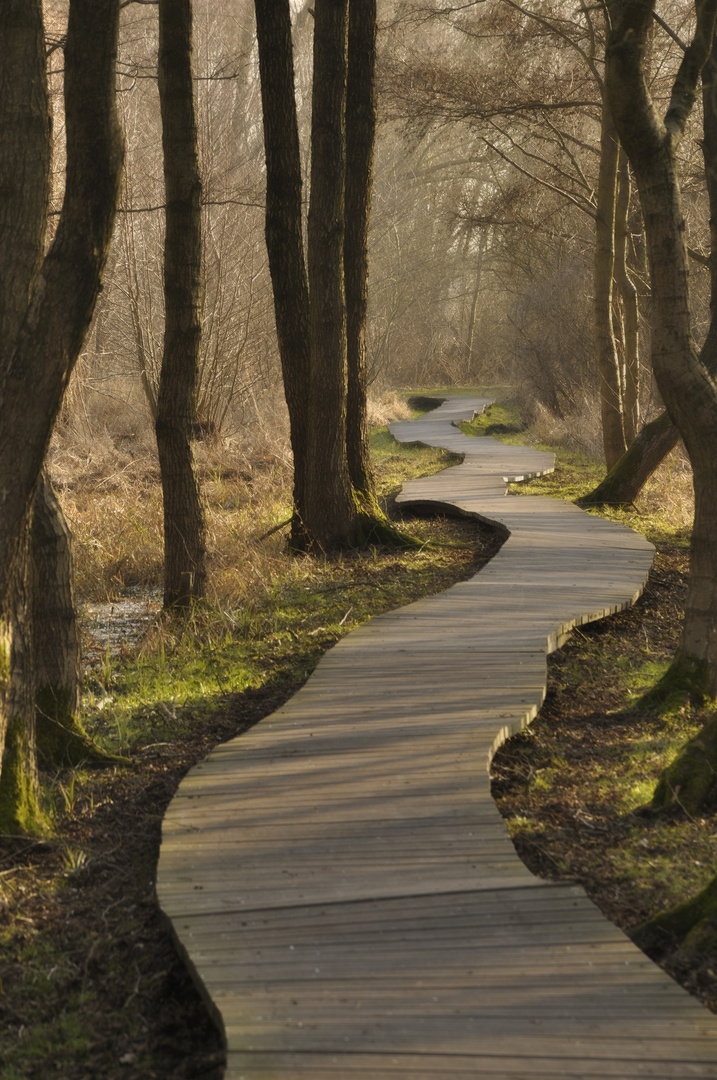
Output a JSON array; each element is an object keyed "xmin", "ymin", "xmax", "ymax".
[
  {"xmin": 0, "ymin": 624, "xmax": 11, "ymax": 687},
  {"xmin": 650, "ymin": 709, "xmax": 717, "ymax": 815},
  {"xmin": 634, "ymin": 874, "xmax": 717, "ymax": 955},
  {"xmin": 35, "ymin": 685, "xmax": 126, "ymax": 768},
  {"xmin": 638, "ymin": 654, "xmax": 712, "ymax": 715},
  {"xmin": 0, "ymin": 714, "xmax": 47, "ymax": 837},
  {"xmin": 3, "ymin": 999, "xmax": 94, "ymax": 1074},
  {"xmin": 458, "ymin": 399, "xmax": 525, "ymax": 438}
]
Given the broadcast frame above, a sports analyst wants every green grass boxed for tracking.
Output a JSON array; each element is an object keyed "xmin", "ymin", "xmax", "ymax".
[
  {"xmin": 457, "ymin": 398, "xmax": 525, "ymax": 437},
  {"xmin": 0, "ymin": 931, "xmax": 95, "ymax": 1076},
  {"xmin": 77, "ymin": 426, "xmax": 484, "ymax": 760}
]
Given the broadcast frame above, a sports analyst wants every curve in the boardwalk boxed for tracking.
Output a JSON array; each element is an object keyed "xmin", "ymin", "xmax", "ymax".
[{"xmin": 157, "ymin": 396, "xmax": 717, "ymax": 1079}]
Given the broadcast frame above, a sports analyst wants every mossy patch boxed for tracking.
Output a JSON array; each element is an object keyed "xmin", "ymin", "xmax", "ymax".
[
  {"xmin": 634, "ymin": 874, "xmax": 717, "ymax": 957},
  {"xmin": 458, "ymin": 399, "xmax": 525, "ymax": 438},
  {"xmin": 35, "ymin": 685, "xmax": 125, "ymax": 769},
  {"xmin": 637, "ymin": 653, "xmax": 712, "ymax": 715},
  {"xmin": 0, "ymin": 714, "xmax": 47, "ymax": 837},
  {"xmin": 650, "ymin": 709, "xmax": 717, "ymax": 815}
]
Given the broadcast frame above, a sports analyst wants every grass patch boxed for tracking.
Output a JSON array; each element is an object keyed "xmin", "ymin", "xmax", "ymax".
[{"xmin": 458, "ymin": 398, "xmax": 525, "ymax": 437}]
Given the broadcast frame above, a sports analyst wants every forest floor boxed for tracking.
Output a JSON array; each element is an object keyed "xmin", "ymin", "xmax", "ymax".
[{"xmin": 2, "ymin": 403, "xmax": 716, "ymax": 1077}]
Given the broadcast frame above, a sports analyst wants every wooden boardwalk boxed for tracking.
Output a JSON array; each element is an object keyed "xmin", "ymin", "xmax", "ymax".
[{"xmin": 157, "ymin": 397, "xmax": 717, "ymax": 1079}]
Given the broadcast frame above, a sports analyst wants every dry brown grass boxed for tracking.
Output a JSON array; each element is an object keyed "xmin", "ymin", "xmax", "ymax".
[{"xmin": 48, "ymin": 390, "xmax": 416, "ymax": 606}]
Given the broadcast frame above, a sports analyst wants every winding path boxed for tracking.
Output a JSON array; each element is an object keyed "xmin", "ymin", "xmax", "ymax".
[{"xmin": 157, "ymin": 397, "xmax": 717, "ymax": 1078}]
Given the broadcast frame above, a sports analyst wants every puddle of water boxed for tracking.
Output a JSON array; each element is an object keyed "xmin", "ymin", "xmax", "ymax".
[{"xmin": 81, "ymin": 587, "xmax": 162, "ymax": 670}]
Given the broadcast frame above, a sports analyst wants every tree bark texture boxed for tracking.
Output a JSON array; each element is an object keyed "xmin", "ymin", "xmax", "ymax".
[
  {"xmin": 0, "ymin": 527, "xmax": 41, "ymax": 834},
  {"xmin": 156, "ymin": 0, "xmax": 207, "ymax": 608},
  {"xmin": 30, "ymin": 471, "xmax": 93, "ymax": 765},
  {"xmin": 607, "ymin": 0, "xmax": 717, "ymax": 687},
  {"xmin": 593, "ymin": 93, "xmax": 628, "ymax": 470},
  {"xmin": 614, "ymin": 148, "xmax": 640, "ymax": 444},
  {"xmin": 304, "ymin": 0, "xmax": 357, "ymax": 551},
  {"xmin": 344, "ymin": 0, "xmax": 377, "ymax": 503},
  {"xmin": 702, "ymin": 31, "xmax": 717, "ymax": 368},
  {"xmin": 0, "ymin": 0, "xmax": 50, "ymax": 786},
  {"xmin": 0, "ymin": 0, "xmax": 50, "ymax": 364},
  {"xmin": 254, "ymin": 0, "xmax": 312, "ymax": 548}
]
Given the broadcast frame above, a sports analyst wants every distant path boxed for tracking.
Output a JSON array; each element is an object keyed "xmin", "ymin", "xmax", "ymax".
[{"xmin": 158, "ymin": 397, "xmax": 717, "ymax": 1078}]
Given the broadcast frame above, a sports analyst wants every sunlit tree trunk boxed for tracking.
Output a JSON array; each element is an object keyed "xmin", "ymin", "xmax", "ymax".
[
  {"xmin": 156, "ymin": 0, "xmax": 206, "ymax": 607},
  {"xmin": 345, "ymin": 0, "xmax": 377, "ymax": 505},
  {"xmin": 615, "ymin": 148, "xmax": 640, "ymax": 444},
  {"xmin": 256, "ymin": 0, "xmax": 382, "ymax": 552},
  {"xmin": 578, "ymin": 410, "xmax": 679, "ymax": 507},
  {"xmin": 30, "ymin": 472, "xmax": 108, "ymax": 767},
  {"xmin": 609, "ymin": 0, "xmax": 717, "ymax": 686},
  {"xmin": 303, "ymin": 0, "xmax": 358, "ymax": 551},
  {"xmin": 4, "ymin": 528, "xmax": 38, "ymax": 834},
  {"xmin": 254, "ymin": 0, "xmax": 312, "ymax": 549},
  {"xmin": 594, "ymin": 93, "xmax": 628, "ymax": 469},
  {"xmin": 0, "ymin": 0, "xmax": 50, "ymax": 833}
]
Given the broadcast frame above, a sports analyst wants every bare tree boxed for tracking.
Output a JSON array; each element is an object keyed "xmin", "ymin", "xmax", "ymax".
[
  {"xmin": 607, "ymin": 0, "xmax": 717, "ymax": 803},
  {"xmin": 256, "ymin": 0, "xmax": 384, "ymax": 552},
  {"xmin": 0, "ymin": 0, "xmax": 123, "ymax": 831},
  {"xmin": 156, "ymin": 0, "xmax": 207, "ymax": 607},
  {"xmin": 345, "ymin": 0, "xmax": 378, "ymax": 504}
]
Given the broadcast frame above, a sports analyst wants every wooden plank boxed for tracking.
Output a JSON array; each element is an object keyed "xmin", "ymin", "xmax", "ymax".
[{"xmin": 223, "ymin": 1050, "xmax": 716, "ymax": 1079}]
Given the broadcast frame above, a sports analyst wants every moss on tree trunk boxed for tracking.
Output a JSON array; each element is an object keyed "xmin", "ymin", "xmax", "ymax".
[
  {"xmin": 633, "ymin": 874, "xmax": 717, "ymax": 956},
  {"xmin": 578, "ymin": 410, "xmax": 679, "ymax": 508},
  {"xmin": 0, "ymin": 714, "xmax": 44, "ymax": 837},
  {"xmin": 651, "ymin": 710, "xmax": 717, "ymax": 814},
  {"xmin": 35, "ymin": 685, "xmax": 123, "ymax": 769}
]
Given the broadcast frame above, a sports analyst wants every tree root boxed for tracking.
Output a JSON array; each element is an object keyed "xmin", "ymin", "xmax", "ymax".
[
  {"xmin": 36, "ymin": 687, "xmax": 128, "ymax": 769},
  {"xmin": 650, "ymin": 711, "xmax": 717, "ymax": 816},
  {"xmin": 633, "ymin": 874, "xmax": 717, "ymax": 957}
]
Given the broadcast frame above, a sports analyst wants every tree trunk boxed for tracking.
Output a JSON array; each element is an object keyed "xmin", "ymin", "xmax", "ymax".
[
  {"xmin": 615, "ymin": 148, "xmax": 640, "ymax": 444},
  {"xmin": 156, "ymin": 0, "xmax": 206, "ymax": 608},
  {"xmin": 0, "ymin": 0, "xmax": 123, "ymax": 828},
  {"xmin": 611, "ymin": 0, "xmax": 717, "ymax": 689},
  {"xmin": 0, "ymin": 1, "xmax": 50, "ymax": 360},
  {"xmin": 633, "ymin": 874, "xmax": 717, "ymax": 958},
  {"xmin": 1, "ymin": 527, "xmax": 41, "ymax": 835},
  {"xmin": 345, "ymin": 0, "xmax": 377, "ymax": 505},
  {"xmin": 31, "ymin": 471, "xmax": 112, "ymax": 766},
  {"xmin": 594, "ymin": 92, "xmax": 628, "ymax": 470},
  {"xmin": 0, "ymin": 0, "xmax": 123, "ymax": 607},
  {"xmin": 578, "ymin": 409, "xmax": 679, "ymax": 506},
  {"xmin": 0, "ymin": 0, "xmax": 50, "ymax": 823},
  {"xmin": 254, "ymin": 0, "xmax": 312, "ymax": 549},
  {"xmin": 701, "ymin": 28, "xmax": 717, "ymax": 375},
  {"xmin": 303, "ymin": 0, "xmax": 357, "ymax": 552}
]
